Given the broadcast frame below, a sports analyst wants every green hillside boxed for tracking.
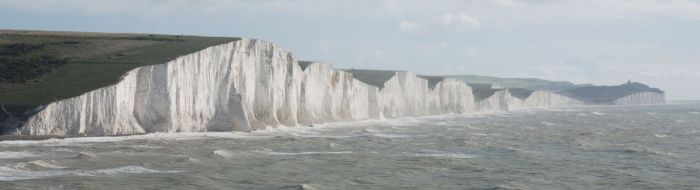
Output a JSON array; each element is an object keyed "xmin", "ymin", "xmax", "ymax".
[
  {"xmin": 443, "ymin": 74, "xmax": 584, "ymax": 91},
  {"xmin": 343, "ymin": 69, "xmax": 398, "ymax": 89},
  {"xmin": 559, "ymin": 82, "xmax": 663, "ymax": 104},
  {"xmin": 0, "ymin": 30, "xmax": 238, "ymax": 105}
]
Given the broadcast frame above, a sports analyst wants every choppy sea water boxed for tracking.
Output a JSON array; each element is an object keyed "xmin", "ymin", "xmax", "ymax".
[{"xmin": 1, "ymin": 103, "xmax": 700, "ymax": 189}]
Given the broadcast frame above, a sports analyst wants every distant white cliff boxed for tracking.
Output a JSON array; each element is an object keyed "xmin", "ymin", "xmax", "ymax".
[
  {"xmin": 474, "ymin": 88, "xmax": 509, "ymax": 112},
  {"xmin": 506, "ymin": 90, "xmax": 584, "ymax": 108},
  {"xmin": 6, "ymin": 39, "xmax": 664, "ymax": 137},
  {"xmin": 611, "ymin": 92, "xmax": 666, "ymax": 105}
]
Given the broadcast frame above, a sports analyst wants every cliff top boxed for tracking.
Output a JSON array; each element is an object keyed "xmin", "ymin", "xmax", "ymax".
[{"xmin": 0, "ymin": 30, "xmax": 238, "ymax": 105}]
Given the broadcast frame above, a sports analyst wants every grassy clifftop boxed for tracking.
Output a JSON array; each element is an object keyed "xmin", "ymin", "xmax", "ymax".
[{"xmin": 0, "ymin": 30, "xmax": 238, "ymax": 105}]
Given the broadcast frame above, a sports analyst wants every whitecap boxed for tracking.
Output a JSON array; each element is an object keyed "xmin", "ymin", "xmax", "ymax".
[
  {"xmin": 363, "ymin": 128, "xmax": 382, "ymax": 134},
  {"xmin": 286, "ymin": 133, "xmax": 358, "ymax": 139},
  {"xmin": 541, "ymin": 122, "xmax": 555, "ymax": 126},
  {"xmin": 465, "ymin": 125, "xmax": 483, "ymax": 130},
  {"xmin": 83, "ymin": 166, "xmax": 178, "ymax": 176},
  {"xmin": 0, "ymin": 132, "xmax": 275, "ymax": 146},
  {"xmin": 0, "ymin": 166, "xmax": 72, "ymax": 181},
  {"xmin": 413, "ymin": 153, "xmax": 479, "ymax": 159},
  {"xmin": 75, "ymin": 152, "xmax": 98, "ymax": 159},
  {"xmin": 255, "ymin": 150, "xmax": 353, "ymax": 156},
  {"xmin": 187, "ymin": 157, "xmax": 200, "ymax": 163},
  {"xmin": 371, "ymin": 133, "xmax": 412, "ymax": 138},
  {"xmin": 0, "ymin": 165, "xmax": 176, "ymax": 181},
  {"xmin": 434, "ymin": 121, "xmax": 449, "ymax": 126},
  {"xmin": 16, "ymin": 160, "xmax": 66, "ymax": 169},
  {"xmin": 590, "ymin": 112, "xmax": 605, "ymax": 116},
  {"xmin": 469, "ymin": 133, "xmax": 497, "ymax": 137},
  {"xmin": 299, "ymin": 184, "xmax": 322, "ymax": 190},
  {"xmin": 210, "ymin": 149, "xmax": 238, "ymax": 158},
  {"xmin": 0, "ymin": 151, "xmax": 38, "ymax": 159},
  {"xmin": 654, "ymin": 134, "xmax": 668, "ymax": 138}
]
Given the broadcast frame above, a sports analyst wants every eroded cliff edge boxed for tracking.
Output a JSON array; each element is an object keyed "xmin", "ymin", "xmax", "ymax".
[
  {"xmin": 1, "ymin": 38, "xmax": 666, "ymax": 136},
  {"xmin": 3, "ymin": 39, "xmax": 480, "ymax": 136}
]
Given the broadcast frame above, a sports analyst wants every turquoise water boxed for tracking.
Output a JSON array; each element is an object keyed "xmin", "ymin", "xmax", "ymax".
[{"xmin": 1, "ymin": 103, "xmax": 699, "ymax": 189}]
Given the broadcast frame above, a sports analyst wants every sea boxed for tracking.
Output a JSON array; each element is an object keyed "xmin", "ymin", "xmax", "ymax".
[{"xmin": 1, "ymin": 103, "xmax": 699, "ymax": 189}]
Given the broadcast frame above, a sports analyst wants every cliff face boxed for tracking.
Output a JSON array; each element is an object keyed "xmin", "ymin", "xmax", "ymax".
[
  {"xmin": 377, "ymin": 72, "xmax": 477, "ymax": 117},
  {"xmin": 297, "ymin": 62, "xmax": 379, "ymax": 124},
  {"xmin": 506, "ymin": 90, "xmax": 584, "ymax": 108},
  {"xmin": 475, "ymin": 90, "xmax": 508, "ymax": 112},
  {"xmin": 3, "ymin": 38, "xmax": 666, "ymax": 137},
  {"xmin": 611, "ymin": 92, "xmax": 666, "ymax": 105},
  {"xmin": 16, "ymin": 41, "xmax": 260, "ymax": 136},
  {"xmin": 7, "ymin": 39, "xmax": 481, "ymax": 136}
]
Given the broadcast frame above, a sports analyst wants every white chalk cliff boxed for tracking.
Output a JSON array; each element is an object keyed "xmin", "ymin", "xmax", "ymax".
[
  {"xmin": 8, "ymin": 39, "xmax": 478, "ymax": 136},
  {"xmin": 475, "ymin": 90, "xmax": 509, "ymax": 112},
  {"xmin": 506, "ymin": 90, "xmax": 585, "ymax": 108},
  {"xmin": 7, "ymin": 39, "xmax": 664, "ymax": 136},
  {"xmin": 611, "ymin": 92, "xmax": 666, "ymax": 105}
]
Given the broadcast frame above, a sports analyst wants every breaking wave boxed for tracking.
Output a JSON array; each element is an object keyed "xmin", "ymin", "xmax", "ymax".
[
  {"xmin": 0, "ymin": 151, "xmax": 38, "ymax": 159},
  {"xmin": 0, "ymin": 165, "xmax": 177, "ymax": 182}
]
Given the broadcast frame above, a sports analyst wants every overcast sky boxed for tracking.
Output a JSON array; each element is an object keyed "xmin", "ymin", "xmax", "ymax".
[{"xmin": 1, "ymin": 0, "xmax": 699, "ymax": 100}]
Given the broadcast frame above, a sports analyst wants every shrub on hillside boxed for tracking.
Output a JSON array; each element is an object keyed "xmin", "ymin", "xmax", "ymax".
[{"xmin": 0, "ymin": 43, "xmax": 67, "ymax": 83}]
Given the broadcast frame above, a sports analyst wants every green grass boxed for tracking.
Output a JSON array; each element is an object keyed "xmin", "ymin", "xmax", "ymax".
[
  {"xmin": 0, "ymin": 30, "xmax": 238, "ymax": 105},
  {"xmin": 0, "ymin": 43, "xmax": 68, "ymax": 83}
]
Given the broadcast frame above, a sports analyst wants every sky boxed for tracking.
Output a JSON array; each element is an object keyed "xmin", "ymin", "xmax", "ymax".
[{"xmin": 0, "ymin": 0, "xmax": 699, "ymax": 100}]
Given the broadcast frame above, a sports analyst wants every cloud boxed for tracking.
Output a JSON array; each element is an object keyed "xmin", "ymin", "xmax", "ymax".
[
  {"xmin": 355, "ymin": 48, "xmax": 404, "ymax": 66},
  {"xmin": 465, "ymin": 48, "xmax": 479, "ymax": 56},
  {"xmin": 0, "ymin": 0, "xmax": 408, "ymax": 18},
  {"xmin": 398, "ymin": 13, "xmax": 480, "ymax": 32},
  {"xmin": 384, "ymin": 0, "xmax": 401, "ymax": 11},
  {"xmin": 632, "ymin": 69, "xmax": 700, "ymax": 79},
  {"xmin": 398, "ymin": 20, "xmax": 421, "ymax": 31},
  {"xmin": 2, "ymin": 0, "xmax": 699, "ymax": 99},
  {"xmin": 4, "ymin": 0, "xmax": 700, "ymax": 21},
  {"xmin": 318, "ymin": 41, "xmax": 330, "ymax": 53},
  {"xmin": 373, "ymin": 49, "xmax": 386, "ymax": 56},
  {"xmin": 439, "ymin": 14, "xmax": 479, "ymax": 28},
  {"xmin": 632, "ymin": 44, "xmax": 660, "ymax": 52},
  {"xmin": 472, "ymin": 0, "xmax": 700, "ymax": 21}
]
